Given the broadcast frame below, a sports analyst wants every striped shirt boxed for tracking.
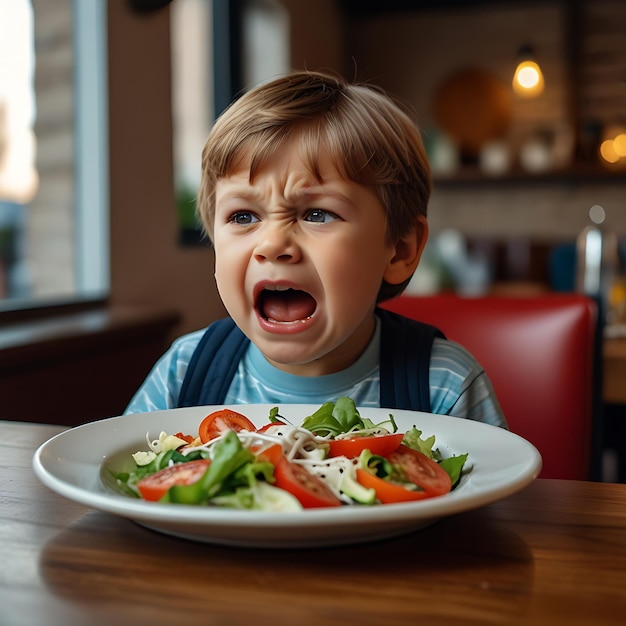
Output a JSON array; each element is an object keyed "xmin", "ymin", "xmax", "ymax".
[{"xmin": 125, "ymin": 316, "xmax": 507, "ymax": 429}]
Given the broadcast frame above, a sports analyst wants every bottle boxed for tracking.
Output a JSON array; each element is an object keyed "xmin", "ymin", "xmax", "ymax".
[{"xmin": 575, "ymin": 205, "xmax": 619, "ymax": 323}]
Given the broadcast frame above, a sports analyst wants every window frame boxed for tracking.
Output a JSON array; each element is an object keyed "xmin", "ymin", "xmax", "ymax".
[
  {"xmin": 73, "ymin": 0, "xmax": 109, "ymax": 303},
  {"xmin": 0, "ymin": 0, "xmax": 109, "ymax": 321}
]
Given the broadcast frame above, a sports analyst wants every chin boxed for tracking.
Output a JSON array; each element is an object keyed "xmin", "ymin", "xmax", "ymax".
[{"xmin": 257, "ymin": 342, "xmax": 326, "ymax": 372}]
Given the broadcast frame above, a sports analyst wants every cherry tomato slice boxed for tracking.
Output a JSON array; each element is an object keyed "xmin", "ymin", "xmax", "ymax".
[
  {"xmin": 256, "ymin": 421, "xmax": 286, "ymax": 434},
  {"xmin": 326, "ymin": 433, "xmax": 404, "ymax": 458},
  {"xmin": 386, "ymin": 445, "xmax": 452, "ymax": 496},
  {"xmin": 198, "ymin": 409, "xmax": 256, "ymax": 443},
  {"xmin": 137, "ymin": 459, "xmax": 210, "ymax": 501},
  {"xmin": 273, "ymin": 457, "xmax": 342, "ymax": 508},
  {"xmin": 355, "ymin": 468, "xmax": 430, "ymax": 504}
]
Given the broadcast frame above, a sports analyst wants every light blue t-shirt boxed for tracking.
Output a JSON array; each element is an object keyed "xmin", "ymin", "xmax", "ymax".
[{"xmin": 125, "ymin": 316, "xmax": 507, "ymax": 429}]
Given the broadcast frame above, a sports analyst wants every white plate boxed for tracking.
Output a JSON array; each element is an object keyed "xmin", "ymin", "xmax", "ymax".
[{"xmin": 33, "ymin": 405, "xmax": 541, "ymax": 548}]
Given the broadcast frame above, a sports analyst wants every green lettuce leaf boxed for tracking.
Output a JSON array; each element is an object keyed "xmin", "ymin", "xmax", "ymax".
[
  {"xmin": 402, "ymin": 426, "xmax": 440, "ymax": 460},
  {"xmin": 439, "ymin": 453, "xmax": 469, "ymax": 487}
]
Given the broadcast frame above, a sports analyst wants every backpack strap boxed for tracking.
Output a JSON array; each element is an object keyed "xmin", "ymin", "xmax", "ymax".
[
  {"xmin": 178, "ymin": 311, "xmax": 444, "ymax": 412},
  {"xmin": 377, "ymin": 307, "xmax": 445, "ymax": 412},
  {"xmin": 177, "ymin": 318, "xmax": 250, "ymax": 407}
]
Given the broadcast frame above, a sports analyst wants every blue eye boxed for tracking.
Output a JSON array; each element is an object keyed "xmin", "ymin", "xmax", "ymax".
[
  {"xmin": 304, "ymin": 209, "xmax": 337, "ymax": 223},
  {"xmin": 230, "ymin": 211, "xmax": 259, "ymax": 225}
]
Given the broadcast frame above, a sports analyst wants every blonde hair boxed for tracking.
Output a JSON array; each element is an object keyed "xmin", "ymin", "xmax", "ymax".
[{"xmin": 197, "ymin": 70, "xmax": 432, "ymax": 299}]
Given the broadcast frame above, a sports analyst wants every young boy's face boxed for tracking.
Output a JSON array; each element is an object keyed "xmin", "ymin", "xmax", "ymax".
[{"xmin": 212, "ymin": 141, "xmax": 421, "ymax": 377}]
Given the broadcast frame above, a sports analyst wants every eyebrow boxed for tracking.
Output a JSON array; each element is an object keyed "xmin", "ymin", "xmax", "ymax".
[
  {"xmin": 216, "ymin": 186, "xmax": 259, "ymax": 203},
  {"xmin": 217, "ymin": 184, "xmax": 355, "ymax": 207},
  {"xmin": 298, "ymin": 186, "xmax": 355, "ymax": 207}
]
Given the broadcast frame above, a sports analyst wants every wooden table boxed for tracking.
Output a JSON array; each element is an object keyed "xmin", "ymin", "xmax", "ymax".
[{"xmin": 2, "ymin": 421, "xmax": 626, "ymax": 626}]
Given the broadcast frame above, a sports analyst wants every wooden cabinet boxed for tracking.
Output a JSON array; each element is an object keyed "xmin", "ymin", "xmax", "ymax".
[{"xmin": 0, "ymin": 307, "xmax": 181, "ymax": 425}]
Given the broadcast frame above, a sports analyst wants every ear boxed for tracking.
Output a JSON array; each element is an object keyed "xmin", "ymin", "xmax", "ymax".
[{"xmin": 383, "ymin": 216, "xmax": 429, "ymax": 285}]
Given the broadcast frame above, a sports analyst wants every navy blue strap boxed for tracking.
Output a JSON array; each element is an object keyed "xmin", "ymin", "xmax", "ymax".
[
  {"xmin": 177, "ymin": 318, "xmax": 250, "ymax": 407},
  {"xmin": 377, "ymin": 307, "xmax": 444, "ymax": 412},
  {"xmin": 178, "ymin": 311, "xmax": 444, "ymax": 412}
]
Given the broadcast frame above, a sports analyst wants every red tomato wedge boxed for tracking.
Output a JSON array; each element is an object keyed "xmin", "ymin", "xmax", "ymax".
[
  {"xmin": 137, "ymin": 459, "xmax": 210, "ymax": 501},
  {"xmin": 273, "ymin": 457, "xmax": 342, "ymax": 508},
  {"xmin": 256, "ymin": 421, "xmax": 285, "ymax": 434},
  {"xmin": 198, "ymin": 409, "xmax": 256, "ymax": 443},
  {"xmin": 252, "ymin": 443, "xmax": 284, "ymax": 466},
  {"xmin": 326, "ymin": 433, "xmax": 404, "ymax": 458},
  {"xmin": 386, "ymin": 445, "xmax": 452, "ymax": 496},
  {"xmin": 355, "ymin": 468, "xmax": 430, "ymax": 504}
]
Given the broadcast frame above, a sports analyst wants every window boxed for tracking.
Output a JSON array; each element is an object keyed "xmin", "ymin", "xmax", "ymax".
[
  {"xmin": 171, "ymin": 0, "xmax": 289, "ymax": 244},
  {"xmin": 0, "ymin": 0, "xmax": 108, "ymax": 312}
]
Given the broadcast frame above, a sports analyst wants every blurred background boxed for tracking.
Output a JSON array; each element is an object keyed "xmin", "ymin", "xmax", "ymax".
[{"xmin": 1, "ymin": 0, "xmax": 626, "ymax": 429}]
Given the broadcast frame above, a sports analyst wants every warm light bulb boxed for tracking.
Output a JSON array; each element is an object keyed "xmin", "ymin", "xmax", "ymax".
[
  {"xmin": 513, "ymin": 60, "xmax": 544, "ymax": 97},
  {"xmin": 600, "ymin": 139, "xmax": 620, "ymax": 164},
  {"xmin": 518, "ymin": 64, "xmax": 540, "ymax": 88},
  {"xmin": 613, "ymin": 133, "xmax": 626, "ymax": 157}
]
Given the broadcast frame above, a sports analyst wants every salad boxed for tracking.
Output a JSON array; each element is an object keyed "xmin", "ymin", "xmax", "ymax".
[{"xmin": 110, "ymin": 398, "xmax": 468, "ymax": 512}]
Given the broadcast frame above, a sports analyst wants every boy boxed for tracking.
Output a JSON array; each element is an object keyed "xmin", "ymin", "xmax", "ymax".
[{"xmin": 126, "ymin": 70, "xmax": 506, "ymax": 428}]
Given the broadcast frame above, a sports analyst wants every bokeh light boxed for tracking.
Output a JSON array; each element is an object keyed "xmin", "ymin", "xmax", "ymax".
[{"xmin": 513, "ymin": 60, "xmax": 544, "ymax": 97}]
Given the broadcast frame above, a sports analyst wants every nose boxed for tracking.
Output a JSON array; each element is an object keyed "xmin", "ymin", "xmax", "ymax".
[{"xmin": 253, "ymin": 221, "xmax": 302, "ymax": 263}]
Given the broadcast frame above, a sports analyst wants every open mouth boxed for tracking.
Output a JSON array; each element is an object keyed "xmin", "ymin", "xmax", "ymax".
[{"xmin": 257, "ymin": 286, "xmax": 317, "ymax": 323}]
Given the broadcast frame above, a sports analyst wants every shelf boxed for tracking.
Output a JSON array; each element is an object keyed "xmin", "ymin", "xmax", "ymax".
[{"xmin": 433, "ymin": 163, "xmax": 626, "ymax": 187}]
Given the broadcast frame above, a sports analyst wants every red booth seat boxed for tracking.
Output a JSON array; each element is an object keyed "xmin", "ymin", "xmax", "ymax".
[{"xmin": 381, "ymin": 293, "xmax": 597, "ymax": 480}]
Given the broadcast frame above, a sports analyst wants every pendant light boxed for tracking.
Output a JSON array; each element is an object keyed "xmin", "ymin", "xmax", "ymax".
[{"xmin": 513, "ymin": 45, "xmax": 544, "ymax": 97}]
